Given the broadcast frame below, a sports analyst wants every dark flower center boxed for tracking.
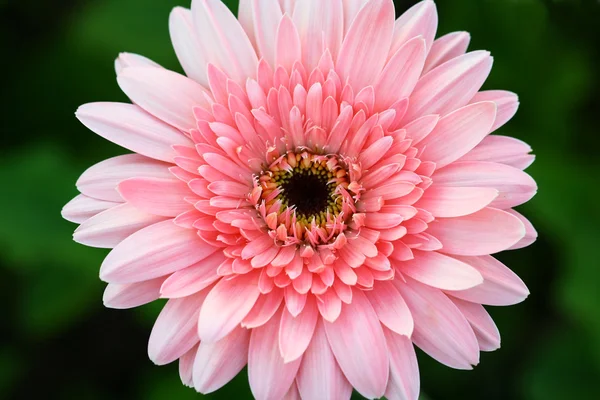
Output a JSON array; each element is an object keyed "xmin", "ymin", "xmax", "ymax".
[{"xmin": 280, "ymin": 169, "xmax": 333, "ymax": 218}]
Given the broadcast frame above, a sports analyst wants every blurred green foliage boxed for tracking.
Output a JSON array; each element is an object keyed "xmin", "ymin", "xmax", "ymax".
[{"xmin": 1, "ymin": 0, "xmax": 599, "ymax": 399}]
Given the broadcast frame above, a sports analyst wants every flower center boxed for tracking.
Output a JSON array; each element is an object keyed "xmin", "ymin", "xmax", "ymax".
[{"xmin": 252, "ymin": 151, "xmax": 357, "ymax": 245}]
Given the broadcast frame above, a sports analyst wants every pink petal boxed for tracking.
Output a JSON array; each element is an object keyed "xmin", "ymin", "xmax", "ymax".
[
  {"xmin": 459, "ymin": 135, "xmax": 535, "ymax": 170},
  {"xmin": 375, "ymin": 36, "xmax": 426, "ymax": 110},
  {"xmin": 383, "ymin": 327, "xmax": 420, "ymax": 400},
  {"xmin": 159, "ymin": 252, "xmax": 225, "ymax": 298},
  {"xmin": 395, "ymin": 278, "xmax": 479, "ymax": 369},
  {"xmin": 324, "ymin": 289, "xmax": 389, "ymax": 399},
  {"xmin": 399, "ymin": 250, "xmax": 483, "ymax": 291},
  {"xmin": 76, "ymin": 154, "xmax": 172, "ymax": 202},
  {"xmin": 450, "ymin": 297, "xmax": 500, "ymax": 352},
  {"xmin": 117, "ymin": 67, "xmax": 211, "ymax": 132},
  {"xmin": 403, "ymin": 50, "xmax": 492, "ymax": 123},
  {"xmin": 416, "ymin": 186, "xmax": 498, "ymax": 218},
  {"xmin": 148, "ymin": 290, "xmax": 208, "ymax": 365},
  {"xmin": 283, "ymin": 384, "xmax": 301, "ymax": 400},
  {"xmin": 198, "ymin": 272, "xmax": 260, "ymax": 342},
  {"xmin": 297, "ymin": 319, "xmax": 352, "ymax": 400},
  {"xmin": 418, "ymin": 101, "xmax": 497, "ymax": 168},
  {"xmin": 275, "ymin": 15, "xmax": 301, "ymax": 72},
  {"xmin": 179, "ymin": 344, "xmax": 197, "ymax": 387},
  {"xmin": 100, "ymin": 220, "xmax": 216, "ymax": 283},
  {"xmin": 169, "ymin": 7, "xmax": 209, "ymax": 86},
  {"xmin": 102, "ymin": 277, "xmax": 165, "ymax": 309},
  {"xmin": 432, "ymin": 161, "xmax": 537, "ymax": 209},
  {"xmin": 336, "ymin": 0, "xmax": 395, "ymax": 90},
  {"xmin": 279, "ymin": 295, "xmax": 319, "ymax": 362},
  {"xmin": 249, "ymin": 307, "xmax": 302, "ymax": 400},
  {"xmin": 242, "ymin": 289, "xmax": 284, "ymax": 328},
  {"xmin": 423, "ymin": 31, "xmax": 470, "ymax": 74},
  {"xmin": 118, "ymin": 177, "xmax": 192, "ymax": 217},
  {"xmin": 250, "ymin": 0, "xmax": 283, "ymax": 66},
  {"xmin": 191, "ymin": 0, "xmax": 258, "ymax": 85},
  {"xmin": 341, "ymin": 0, "xmax": 368, "ymax": 35},
  {"xmin": 292, "ymin": 0, "xmax": 343, "ymax": 71},
  {"xmin": 445, "ymin": 255, "xmax": 529, "ymax": 306},
  {"xmin": 62, "ymin": 194, "xmax": 117, "ymax": 224},
  {"xmin": 193, "ymin": 326, "xmax": 251, "ymax": 393},
  {"xmin": 426, "ymin": 207, "xmax": 525, "ymax": 256},
  {"xmin": 115, "ymin": 52, "xmax": 162, "ymax": 75},
  {"xmin": 389, "ymin": 0, "xmax": 437, "ymax": 54},
  {"xmin": 365, "ymin": 281, "xmax": 413, "ymax": 336},
  {"xmin": 470, "ymin": 90, "xmax": 519, "ymax": 133},
  {"xmin": 74, "ymin": 202, "xmax": 167, "ymax": 248},
  {"xmin": 316, "ymin": 289, "xmax": 343, "ymax": 322},
  {"xmin": 506, "ymin": 209, "xmax": 537, "ymax": 249}
]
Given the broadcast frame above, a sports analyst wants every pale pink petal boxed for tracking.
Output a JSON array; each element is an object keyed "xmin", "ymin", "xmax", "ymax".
[
  {"xmin": 74, "ymin": 202, "xmax": 167, "ymax": 248},
  {"xmin": 169, "ymin": 7, "xmax": 209, "ymax": 86},
  {"xmin": 279, "ymin": 295, "xmax": 319, "ymax": 362},
  {"xmin": 275, "ymin": 15, "xmax": 301, "ymax": 72},
  {"xmin": 283, "ymin": 383, "xmax": 301, "ymax": 400},
  {"xmin": 192, "ymin": 0, "xmax": 258, "ymax": 84},
  {"xmin": 365, "ymin": 281, "xmax": 413, "ymax": 336},
  {"xmin": 102, "ymin": 277, "xmax": 165, "ymax": 309},
  {"xmin": 459, "ymin": 135, "xmax": 535, "ymax": 170},
  {"xmin": 399, "ymin": 250, "xmax": 483, "ymax": 291},
  {"xmin": 470, "ymin": 90, "xmax": 519, "ymax": 133},
  {"xmin": 159, "ymin": 252, "xmax": 225, "ymax": 298},
  {"xmin": 383, "ymin": 327, "xmax": 420, "ymax": 400},
  {"xmin": 341, "ymin": 0, "xmax": 368, "ymax": 35},
  {"xmin": 375, "ymin": 36, "xmax": 426, "ymax": 110},
  {"xmin": 445, "ymin": 255, "xmax": 529, "ymax": 306},
  {"xmin": 336, "ymin": 0, "xmax": 395, "ymax": 90},
  {"xmin": 423, "ymin": 31, "xmax": 470, "ymax": 74},
  {"xmin": 292, "ymin": 0, "xmax": 343, "ymax": 70},
  {"xmin": 248, "ymin": 307, "xmax": 302, "ymax": 400},
  {"xmin": 395, "ymin": 278, "xmax": 479, "ymax": 369},
  {"xmin": 238, "ymin": 0, "xmax": 256, "ymax": 48},
  {"xmin": 324, "ymin": 289, "xmax": 389, "ymax": 399},
  {"xmin": 117, "ymin": 67, "xmax": 211, "ymax": 131},
  {"xmin": 198, "ymin": 272, "xmax": 260, "ymax": 342},
  {"xmin": 179, "ymin": 344, "xmax": 197, "ymax": 387},
  {"xmin": 416, "ymin": 186, "xmax": 498, "ymax": 218},
  {"xmin": 61, "ymin": 194, "xmax": 117, "ymax": 224},
  {"xmin": 100, "ymin": 220, "xmax": 217, "ymax": 283},
  {"xmin": 506, "ymin": 209, "xmax": 537, "ymax": 249},
  {"xmin": 114, "ymin": 52, "xmax": 162, "ymax": 75},
  {"xmin": 118, "ymin": 177, "xmax": 191, "ymax": 217},
  {"xmin": 450, "ymin": 297, "xmax": 500, "ymax": 352},
  {"xmin": 432, "ymin": 161, "xmax": 537, "ymax": 209},
  {"xmin": 76, "ymin": 154, "xmax": 172, "ymax": 202},
  {"xmin": 193, "ymin": 326, "xmax": 250, "ymax": 393},
  {"xmin": 403, "ymin": 50, "xmax": 493, "ymax": 123},
  {"xmin": 426, "ymin": 207, "xmax": 525, "ymax": 256},
  {"xmin": 418, "ymin": 101, "xmax": 497, "ymax": 168},
  {"xmin": 389, "ymin": 0, "xmax": 437, "ymax": 54},
  {"xmin": 297, "ymin": 319, "xmax": 352, "ymax": 400},
  {"xmin": 242, "ymin": 289, "xmax": 284, "ymax": 328},
  {"xmin": 250, "ymin": 0, "xmax": 283, "ymax": 66},
  {"xmin": 148, "ymin": 290, "xmax": 208, "ymax": 365}
]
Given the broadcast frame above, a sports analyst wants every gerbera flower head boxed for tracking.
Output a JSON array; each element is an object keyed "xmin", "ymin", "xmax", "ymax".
[{"xmin": 62, "ymin": 0, "xmax": 537, "ymax": 398}]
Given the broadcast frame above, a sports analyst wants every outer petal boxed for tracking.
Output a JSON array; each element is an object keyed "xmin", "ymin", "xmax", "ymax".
[
  {"xmin": 148, "ymin": 290, "xmax": 209, "ymax": 365},
  {"xmin": 159, "ymin": 251, "xmax": 225, "ymax": 298},
  {"xmin": 179, "ymin": 344, "xmax": 197, "ymax": 387},
  {"xmin": 102, "ymin": 277, "xmax": 165, "ymax": 309},
  {"xmin": 445, "ymin": 255, "xmax": 529, "ymax": 306},
  {"xmin": 198, "ymin": 272, "xmax": 260, "ymax": 342},
  {"xmin": 76, "ymin": 154, "xmax": 172, "ymax": 202},
  {"xmin": 402, "ymin": 50, "xmax": 493, "ymax": 123},
  {"xmin": 296, "ymin": 319, "xmax": 352, "ymax": 400},
  {"xmin": 469, "ymin": 90, "xmax": 519, "ymax": 133},
  {"xmin": 506, "ymin": 209, "xmax": 537, "ymax": 249},
  {"xmin": 278, "ymin": 295, "xmax": 319, "ymax": 362},
  {"xmin": 416, "ymin": 186, "xmax": 498, "ymax": 218},
  {"xmin": 193, "ymin": 326, "xmax": 251, "ymax": 393},
  {"xmin": 118, "ymin": 177, "xmax": 192, "ymax": 217},
  {"xmin": 250, "ymin": 0, "xmax": 283, "ymax": 66},
  {"xmin": 365, "ymin": 281, "xmax": 413, "ymax": 337},
  {"xmin": 426, "ymin": 207, "xmax": 525, "ymax": 256},
  {"xmin": 399, "ymin": 250, "xmax": 483, "ymax": 291},
  {"xmin": 117, "ymin": 67, "xmax": 211, "ymax": 132},
  {"xmin": 61, "ymin": 194, "xmax": 117, "ymax": 224},
  {"xmin": 423, "ymin": 31, "xmax": 470, "ymax": 74},
  {"xmin": 74, "ymin": 202, "xmax": 167, "ymax": 248},
  {"xmin": 169, "ymin": 7, "xmax": 209, "ymax": 86},
  {"xmin": 336, "ymin": 0, "xmax": 395, "ymax": 90},
  {"xmin": 384, "ymin": 328, "xmax": 420, "ymax": 400},
  {"xmin": 459, "ymin": 135, "xmax": 535, "ymax": 170},
  {"xmin": 115, "ymin": 52, "xmax": 162, "ymax": 75},
  {"xmin": 389, "ymin": 0, "xmax": 437, "ymax": 54},
  {"xmin": 418, "ymin": 101, "xmax": 497, "ymax": 168},
  {"xmin": 450, "ymin": 297, "xmax": 501, "ymax": 352},
  {"xmin": 99, "ymin": 220, "xmax": 217, "ymax": 283},
  {"xmin": 395, "ymin": 278, "xmax": 479, "ymax": 369},
  {"xmin": 192, "ymin": 0, "xmax": 258, "ymax": 85},
  {"xmin": 324, "ymin": 289, "xmax": 389, "ymax": 399},
  {"xmin": 249, "ymin": 307, "xmax": 302, "ymax": 400}
]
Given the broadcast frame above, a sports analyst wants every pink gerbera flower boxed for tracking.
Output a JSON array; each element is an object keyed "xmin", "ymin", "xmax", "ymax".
[{"xmin": 62, "ymin": 0, "xmax": 537, "ymax": 398}]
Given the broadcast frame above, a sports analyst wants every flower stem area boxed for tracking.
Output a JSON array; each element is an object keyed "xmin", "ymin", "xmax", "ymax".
[{"xmin": 1, "ymin": 0, "xmax": 599, "ymax": 399}]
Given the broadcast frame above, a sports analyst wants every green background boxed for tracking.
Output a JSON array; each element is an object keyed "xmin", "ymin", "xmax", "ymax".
[{"xmin": 1, "ymin": 0, "xmax": 599, "ymax": 398}]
